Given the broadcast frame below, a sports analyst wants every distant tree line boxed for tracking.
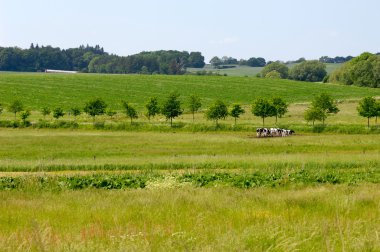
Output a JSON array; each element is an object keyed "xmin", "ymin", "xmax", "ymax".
[
  {"xmin": 210, "ymin": 56, "xmax": 266, "ymax": 68},
  {"xmin": 0, "ymin": 44, "xmax": 205, "ymax": 74},
  {"xmin": 319, "ymin": 55, "xmax": 354, "ymax": 64},
  {"xmin": 0, "ymin": 44, "xmax": 106, "ymax": 72},
  {"xmin": 88, "ymin": 51, "xmax": 205, "ymax": 74}
]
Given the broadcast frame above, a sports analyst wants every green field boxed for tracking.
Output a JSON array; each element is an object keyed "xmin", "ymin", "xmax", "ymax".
[
  {"xmin": 1, "ymin": 73, "xmax": 379, "ymax": 112},
  {"xmin": 1, "ymin": 73, "xmax": 380, "ymax": 251},
  {"xmin": 187, "ymin": 63, "xmax": 344, "ymax": 77},
  {"xmin": 0, "ymin": 128, "xmax": 379, "ymax": 250}
]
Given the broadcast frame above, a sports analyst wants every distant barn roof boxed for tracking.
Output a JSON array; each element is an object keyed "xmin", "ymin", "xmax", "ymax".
[{"xmin": 45, "ymin": 69, "xmax": 78, "ymax": 74}]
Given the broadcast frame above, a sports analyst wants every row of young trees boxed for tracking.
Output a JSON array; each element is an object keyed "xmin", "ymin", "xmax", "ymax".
[{"xmin": 0, "ymin": 94, "xmax": 379, "ymax": 128}]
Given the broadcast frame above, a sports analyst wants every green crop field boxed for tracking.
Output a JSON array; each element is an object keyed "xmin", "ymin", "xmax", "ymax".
[
  {"xmin": 1, "ymin": 73, "xmax": 379, "ymax": 112},
  {"xmin": 187, "ymin": 63, "xmax": 344, "ymax": 77},
  {"xmin": 1, "ymin": 73, "xmax": 380, "ymax": 251}
]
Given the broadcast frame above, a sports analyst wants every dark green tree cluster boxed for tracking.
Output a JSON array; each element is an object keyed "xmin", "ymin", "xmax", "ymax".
[
  {"xmin": 260, "ymin": 61, "xmax": 327, "ymax": 82},
  {"xmin": 330, "ymin": 52, "xmax": 380, "ymax": 88},
  {"xmin": 0, "ymin": 44, "xmax": 105, "ymax": 72},
  {"xmin": 289, "ymin": 60, "xmax": 327, "ymax": 82},
  {"xmin": 209, "ymin": 56, "xmax": 266, "ymax": 68},
  {"xmin": 261, "ymin": 62, "xmax": 289, "ymax": 79},
  {"xmin": 88, "ymin": 51, "xmax": 205, "ymax": 74},
  {"xmin": 0, "ymin": 45, "xmax": 205, "ymax": 74}
]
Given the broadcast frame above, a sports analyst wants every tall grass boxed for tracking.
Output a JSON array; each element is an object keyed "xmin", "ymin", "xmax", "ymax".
[{"xmin": 0, "ymin": 185, "xmax": 379, "ymax": 251}]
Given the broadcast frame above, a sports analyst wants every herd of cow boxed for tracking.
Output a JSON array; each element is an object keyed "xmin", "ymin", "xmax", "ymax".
[{"xmin": 256, "ymin": 128, "xmax": 295, "ymax": 138}]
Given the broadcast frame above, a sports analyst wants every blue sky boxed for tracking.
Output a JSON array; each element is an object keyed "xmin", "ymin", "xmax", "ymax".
[{"xmin": 1, "ymin": 0, "xmax": 379, "ymax": 62}]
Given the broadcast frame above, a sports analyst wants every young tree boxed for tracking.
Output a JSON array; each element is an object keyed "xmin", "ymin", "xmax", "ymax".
[
  {"xmin": 229, "ymin": 104, "xmax": 245, "ymax": 125},
  {"xmin": 53, "ymin": 107, "xmax": 65, "ymax": 120},
  {"xmin": 311, "ymin": 93, "xmax": 339, "ymax": 125},
  {"xmin": 83, "ymin": 98, "xmax": 107, "ymax": 122},
  {"xmin": 188, "ymin": 95, "xmax": 202, "ymax": 121},
  {"xmin": 122, "ymin": 102, "xmax": 138, "ymax": 124},
  {"xmin": 41, "ymin": 107, "xmax": 51, "ymax": 119},
  {"xmin": 105, "ymin": 108, "xmax": 117, "ymax": 119},
  {"xmin": 161, "ymin": 92, "xmax": 183, "ymax": 127},
  {"xmin": 145, "ymin": 97, "xmax": 160, "ymax": 121},
  {"xmin": 271, "ymin": 97, "xmax": 288, "ymax": 124},
  {"xmin": 251, "ymin": 98, "xmax": 275, "ymax": 126},
  {"xmin": 304, "ymin": 107, "xmax": 324, "ymax": 126},
  {"xmin": 376, "ymin": 100, "xmax": 380, "ymax": 125},
  {"xmin": 357, "ymin": 97, "xmax": 377, "ymax": 128},
  {"xmin": 20, "ymin": 110, "xmax": 31, "ymax": 124},
  {"xmin": 70, "ymin": 107, "xmax": 81, "ymax": 122},
  {"xmin": 206, "ymin": 100, "xmax": 228, "ymax": 126},
  {"xmin": 8, "ymin": 100, "xmax": 24, "ymax": 120}
]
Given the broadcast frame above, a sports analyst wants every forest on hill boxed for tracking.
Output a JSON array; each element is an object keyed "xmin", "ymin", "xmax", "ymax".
[{"xmin": 0, "ymin": 44, "xmax": 205, "ymax": 74}]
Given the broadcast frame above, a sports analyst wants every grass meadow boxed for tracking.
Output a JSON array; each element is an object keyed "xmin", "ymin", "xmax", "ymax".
[
  {"xmin": 1, "ymin": 73, "xmax": 380, "ymax": 111},
  {"xmin": 1, "ymin": 72, "xmax": 380, "ymax": 250},
  {"xmin": 187, "ymin": 63, "xmax": 343, "ymax": 77}
]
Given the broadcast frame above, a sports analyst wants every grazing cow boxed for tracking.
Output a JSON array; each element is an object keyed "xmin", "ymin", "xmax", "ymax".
[{"xmin": 256, "ymin": 128, "xmax": 270, "ymax": 137}]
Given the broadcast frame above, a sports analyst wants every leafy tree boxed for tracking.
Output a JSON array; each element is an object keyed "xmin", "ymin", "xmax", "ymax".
[
  {"xmin": 53, "ymin": 107, "xmax": 65, "ymax": 120},
  {"xmin": 265, "ymin": 70, "xmax": 281, "ymax": 79},
  {"xmin": 376, "ymin": 100, "xmax": 380, "ymax": 125},
  {"xmin": 188, "ymin": 52, "xmax": 205, "ymax": 68},
  {"xmin": 41, "ymin": 107, "xmax": 51, "ymax": 119},
  {"xmin": 206, "ymin": 100, "xmax": 228, "ymax": 126},
  {"xmin": 122, "ymin": 101, "xmax": 138, "ymax": 124},
  {"xmin": 161, "ymin": 92, "xmax": 183, "ymax": 127},
  {"xmin": 252, "ymin": 98, "xmax": 275, "ymax": 126},
  {"xmin": 304, "ymin": 107, "xmax": 324, "ymax": 126},
  {"xmin": 8, "ymin": 100, "xmax": 24, "ymax": 120},
  {"xmin": 145, "ymin": 97, "xmax": 160, "ymax": 121},
  {"xmin": 271, "ymin": 97, "xmax": 288, "ymax": 123},
  {"xmin": 289, "ymin": 60, "xmax": 327, "ymax": 82},
  {"xmin": 357, "ymin": 97, "xmax": 377, "ymax": 128},
  {"xmin": 0, "ymin": 104, "xmax": 3, "ymax": 118},
  {"xmin": 84, "ymin": 98, "xmax": 107, "ymax": 122},
  {"xmin": 105, "ymin": 108, "xmax": 117, "ymax": 119},
  {"xmin": 310, "ymin": 93, "xmax": 339, "ymax": 125},
  {"xmin": 261, "ymin": 62, "xmax": 289, "ymax": 79},
  {"xmin": 330, "ymin": 52, "xmax": 380, "ymax": 88},
  {"xmin": 210, "ymin": 56, "xmax": 222, "ymax": 68},
  {"xmin": 245, "ymin": 57, "xmax": 266, "ymax": 67},
  {"xmin": 188, "ymin": 95, "xmax": 202, "ymax": 122},
  {"xmin": 229, "ymin": 104, "xmax": 245, "ymax": 125},
  {"xmin": 20, "ymin": 110, "xmax": 31, "ymax": 124},
  {"xmin": 70, "ymin": 107, "xmax": 81, "ymax": 121}
]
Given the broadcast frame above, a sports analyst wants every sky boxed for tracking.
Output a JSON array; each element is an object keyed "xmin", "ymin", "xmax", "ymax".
[{"xmin": 1, "ymin": 0, "xmax": 379, "ymax": 62}]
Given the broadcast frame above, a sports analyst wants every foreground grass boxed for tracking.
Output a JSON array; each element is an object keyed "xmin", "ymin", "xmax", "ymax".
[{"xmin": 0, "ymin": 185, "xmax": 379, "ymax": 251}]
